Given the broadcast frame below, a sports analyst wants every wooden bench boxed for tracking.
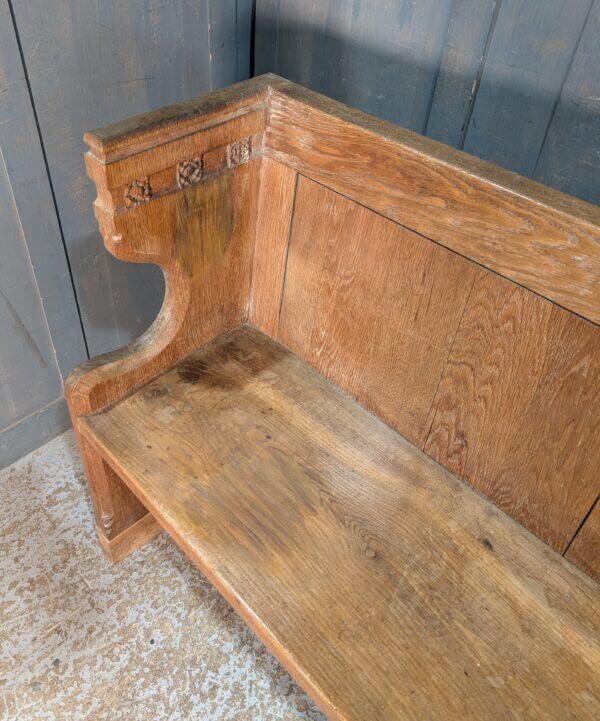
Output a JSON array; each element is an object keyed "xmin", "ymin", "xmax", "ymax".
[{"xmin": 67, "ymin": 75, "xmax": 600, "ymax": 721}]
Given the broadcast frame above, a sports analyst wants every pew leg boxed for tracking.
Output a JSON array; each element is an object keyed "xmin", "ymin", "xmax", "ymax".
[{"xmin": 79, "ymin": 436, "xmax": 161, "ymax": 562}]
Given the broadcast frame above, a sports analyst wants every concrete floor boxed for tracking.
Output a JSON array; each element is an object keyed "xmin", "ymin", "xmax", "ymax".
[{"xmin": 0, "ymin": 431, "xmax": 326, "ymax": 721}]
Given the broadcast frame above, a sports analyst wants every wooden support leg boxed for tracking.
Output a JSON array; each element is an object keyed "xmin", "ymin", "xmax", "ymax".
[{"xmin": 80, "ymin": 436, "xmax": 162, "ymax": 562}]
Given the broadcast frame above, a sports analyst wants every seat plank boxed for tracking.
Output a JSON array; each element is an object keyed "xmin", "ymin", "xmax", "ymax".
[{"xmin": 80, "ymin": 325, "xmax": 599, "ymax": 721}]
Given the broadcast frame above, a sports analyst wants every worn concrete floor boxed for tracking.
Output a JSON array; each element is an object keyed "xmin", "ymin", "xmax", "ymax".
[{"xmin": 0, "ymin": 431, "xmax": 326, "ymax": 721}]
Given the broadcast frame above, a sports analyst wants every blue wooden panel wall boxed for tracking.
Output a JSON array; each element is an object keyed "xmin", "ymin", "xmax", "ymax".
[
  {"xmin": 0, "ymin": 0, "xmax": 253, "ymax": 466},
  {"xmin": 255, "ymin": 0, "xmax": 600, "ymax": 205}
]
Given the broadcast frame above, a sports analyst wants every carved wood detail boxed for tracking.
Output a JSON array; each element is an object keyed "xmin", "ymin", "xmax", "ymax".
[
  {"xmin": 115, "ymin": 132, "xmax": 261, "ymax": 213},
  {"xmin": 176, "ymin": 157, "xmax": 202, "ymax": 188},
  {"xmin": 123, "ymin": 178, "xmax": 151, "ymax": 208}
]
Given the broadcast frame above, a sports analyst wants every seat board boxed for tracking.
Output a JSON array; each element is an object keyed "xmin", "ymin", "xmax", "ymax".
[{"xmin": 80, "ymin": 325, "xmax": 599, "ymax": 721}]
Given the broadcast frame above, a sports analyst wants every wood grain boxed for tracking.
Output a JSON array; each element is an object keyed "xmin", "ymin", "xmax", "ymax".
[
  {"xmin": 278, "ymin": 176, "xmax": 477, "ymax": 447},
  {"xmin": 96, "ymin": 511, "xmax": 163, "ymax": 564},
  {"xmin": 67, "ymin": 129, "xmax": 260, "ymax": 551},
  {"xmin": 85, "ymin": 74, "xmax": 277, "ymax": 162},
  {"xmin": 80, "ymin": 326, "xmax": 600, "ymax": 721},
  {"xmin": 424, "ymin": 271, "xmax": 600, "ymax": 552},
  {"xmin": 70, "ymin": 75, "xmax": 600, "ymax": 577},
  {"xmin": 248, "ymin": 157, "xmax": 297, "ymax": 335},
  {"xmin": 264, "ymin": 83, "xmax": 600, "ymax": 323},
  {"xmin": 565, "ymin": 500, "xmax": 600, "ymax": 581}
]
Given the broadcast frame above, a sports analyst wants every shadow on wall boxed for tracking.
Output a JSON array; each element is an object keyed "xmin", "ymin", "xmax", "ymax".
[{"xmin": 254, "ymin": 18, "xmax": 600, "ymax": 206}]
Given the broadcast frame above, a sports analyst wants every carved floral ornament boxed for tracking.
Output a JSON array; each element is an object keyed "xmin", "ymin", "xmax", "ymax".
[
  {"xmin": 124, "ymin": 178, "xmax": 152, "ymax": 208},
  {"xmin": 122, "ymin": 135, "xmax": 255, "ymax": 210},
  {"xmin": 227, "ymin": 137, "xmax": 251, "ymax": 167},
  {"xmin": 176, "ymin": 157, "xmax": 203, "ymax": 188}
]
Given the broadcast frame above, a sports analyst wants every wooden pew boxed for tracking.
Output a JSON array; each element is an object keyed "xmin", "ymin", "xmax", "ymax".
[{"xmin": 66, "ymin": 75, "xmax": 600, "ymax": 721}]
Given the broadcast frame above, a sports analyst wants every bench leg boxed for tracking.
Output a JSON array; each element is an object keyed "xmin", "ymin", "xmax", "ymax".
[{"xmin": 80, "ymin": 437, "xmax": 162, "ymax": 562}]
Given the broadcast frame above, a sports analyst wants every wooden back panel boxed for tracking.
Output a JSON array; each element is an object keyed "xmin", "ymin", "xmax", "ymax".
[
  {"xmin": 266, "ymin": 177, "xmax": 599, "ymax": 554},
  {"xmin": 250, "ymin": 78, "xmax": 600, "ymax": 566}
]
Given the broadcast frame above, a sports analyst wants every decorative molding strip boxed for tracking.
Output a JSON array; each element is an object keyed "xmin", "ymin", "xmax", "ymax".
[
  {"xmin": 117, "ymin": 133, "xmax": 262, "ymax": 212},
  {"xmin": 124, "ymin": 178, "xmax": 152, "ymax": 208}
]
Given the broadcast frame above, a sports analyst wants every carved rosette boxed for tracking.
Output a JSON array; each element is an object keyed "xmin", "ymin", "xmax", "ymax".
[
  {"xmin": 176, "ymin": 157, "xmax": 203, "ymax": 188},
  {"xmin": 124, "ymin": 178, "xmax": 152, "ymax": 208},
  {"xmin": 227, "ymin": 137, "xmax": 251, "ymax": 167}
]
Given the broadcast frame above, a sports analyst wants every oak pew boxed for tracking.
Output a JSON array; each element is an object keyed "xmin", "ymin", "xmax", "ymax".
[{"xmin": 67, "ymin": 75, "xmax": 600, "ymax": 721}]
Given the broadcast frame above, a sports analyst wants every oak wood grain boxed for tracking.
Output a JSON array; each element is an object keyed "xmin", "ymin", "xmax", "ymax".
[
  {"xmin": 80, "ymin": 326, "xmax": 600, "ymax": 721},
  {"xmin": 84, "ymin": 74, "xmax": 276, "ymax": 162},
  {"xmin": 565, "ymin": 501, "xmax": 600, "ymax": 582},
  {"xmin": 67, "ymin": 140, "xmax": 260, "ymax": 550},
  {"xmin": 96, "ymin": 509, "xmax": 163, "ymax": 564},
  {"xmin": 424, "ymin": 271, "xmax": 600, "ymax": 552},
  {"xmin": 70, "ymin": 75, "xmax": 600, "ymax": 577},
  {"xmin": 264, "ymin": 83, "xmax": 600, "ymax": 324},
  {"xmin": 278, "ymin": 176, "xmax": 478, "ymax": 447},
  {"xmin": 249, "ymin": 156, "xmax": 297, "ymax": 335}
]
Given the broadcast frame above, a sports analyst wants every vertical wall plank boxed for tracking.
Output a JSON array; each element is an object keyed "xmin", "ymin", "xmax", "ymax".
[
  {"xmin": 257, "ymin": 0, "xmax": 456, "ymax": 132},
  {"xmin": 209, "ymin": 0, "xmax": 240, "ymax": 89},
  {"xmin": 0, "ymin": 0, "xmax": 87, "ymax": 381},
  {"xmin": 255, "ymin": 0, "xmax": 600, "ymax": 203},
  {"xmin": 534, "ymin": 0, "xmax": 600, "ymax": 204},
  {"xmin": 462, "ymin": 0, "xmax": 593, "ymax": 176},
  {"xmin": 249, "ymin": 158, "xmax": 297, "ymax": 337},
  {"xmin": 0, "ymin": 0, "xmax": 87, "ymax": 465},
  {"xmin": 323, "ymin": 0, "xmax": 453, "ymax": 131},
  {"xmin": 255, "ymin": 0, "xmax": 280, "ymax": 74},
  {"xmin": 425, "ymin": 0, "xmax": 499, "ymax": 147},
  {"xmin": 10, "ymin": 1, "xmax": 214, "ymax": 358},
  {"xmin": 0, "ymin": 154, "xmax": 63, "ymax": 430},
  {"xmin": 0, "ymin": 151, "xmax": 67, "ymax": 466},
  {"xmin": 236, "ymin": 0, "xmax": 255, "ymax": 80}
]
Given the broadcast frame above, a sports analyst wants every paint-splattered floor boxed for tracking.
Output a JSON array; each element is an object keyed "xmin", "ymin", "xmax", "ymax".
[{"xmin": 0, "ymin": 431, "xmax": 326, "ymax": 721}]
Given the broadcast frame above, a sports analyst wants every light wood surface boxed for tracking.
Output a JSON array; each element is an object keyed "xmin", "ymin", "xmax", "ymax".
[
  {"xmin": 80, "ymin": 326, "xmax": 599, "ymax": 721},
  {"xmin": 278, "ymin": 176, "xmax": 477, "ymax": 447},
  {"xmin": 424, "ymin": 270, "xmax": 600, "ymax": 552},
  {"xmin": 277, "ymin": 176, "xmax": 600, "ymax": 554},
  {"xmin": 70, "ymin": 76, "xmax": 599, "ymax": 586},
  {"xmin": 96, "ymin": 509, "xmax": 162, "ymax": 564},
  {"xmin": 249, "ymin": 156, "xmax": 297, "ymax": 335},
  {"xmin": 67, "ymin": 85, "xmax": 263, "ymax": 555},
  {"xmin": 264, "ymin": 83, "xmax": 600, "ymax": 324}
]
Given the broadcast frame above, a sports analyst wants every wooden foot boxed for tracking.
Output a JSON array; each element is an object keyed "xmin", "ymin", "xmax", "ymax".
[{"xmin": 96, "ymin": 512, "xmax": 162, "ymax": 563}]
